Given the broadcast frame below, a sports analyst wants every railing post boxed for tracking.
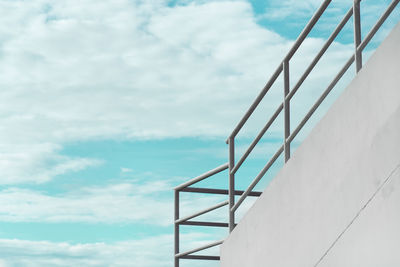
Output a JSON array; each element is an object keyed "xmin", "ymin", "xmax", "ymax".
[
  {"xmin": 283, "ymin": 59, "xmax": 291, "ymax": 162},
  {"xmin": 174, "ymin": 190, "xmax": 180, "ymax": 267},
  {"xmin": 228, "ymin": 137, "xmax": 235, "ymax": 232},
  {"xmin": 353, "ymin": 0, "xmax": 362, "ymax": 72}
]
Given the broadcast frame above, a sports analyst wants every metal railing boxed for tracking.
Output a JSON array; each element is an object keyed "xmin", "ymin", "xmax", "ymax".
[
  {"xmin": 227, "ymin": 0, "xmax": 399, "ymax": 232},
  {"xmin": 174, "ymin": 0, "xmax": 399, "ymax": 266},
  {"xmin": 174, "ymin": 163, "xmax": 261, "ymax": 266}
]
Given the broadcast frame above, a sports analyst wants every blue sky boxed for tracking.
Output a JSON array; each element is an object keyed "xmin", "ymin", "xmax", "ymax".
[{"xmin": 0, "ymin": 0, "xmax": 398, "ymax": 266}]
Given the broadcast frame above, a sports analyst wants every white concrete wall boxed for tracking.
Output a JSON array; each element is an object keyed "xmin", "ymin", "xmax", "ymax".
[{"xmin": 220, "ymin": 22, "xmax": 400, "ymax": 267}]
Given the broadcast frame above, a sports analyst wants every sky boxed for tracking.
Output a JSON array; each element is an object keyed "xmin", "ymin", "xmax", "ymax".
[{"xmin": 0, "ymin": 0, "xmax": 399, "ymax": 266}]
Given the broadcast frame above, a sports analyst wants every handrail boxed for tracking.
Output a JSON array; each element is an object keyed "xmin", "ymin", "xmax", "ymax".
[
  {"xmin": 358, "ymin": 0, "xmax": 399, "ymax": 52},
  {"xmin": 175, "ymin": 200, "xmax": 228, "ymax": 224},
  {"xmin": 286, "ymin": 7, "xmax": 354, "ymax": 102},
  {"xmin": 231, "ymin": 103, "xmax": 283, "ymax": 175},
  {"xmin": 174, "ymin": 162, "xmax": 228, "ymax": 190},
  {"xmin": 180, "ymin": 221, "xmax": 228, "ymax": 227},
  {"xmin": 232, "ymin": 144, "xmax": 284, "ymax": 213},
  {"xmin": 288, "ymin": 55, "xmax": 355, "ymax": 144},
  {"xmin": 227, "ymin": 0, "xmax": 332, "ymax": 142},
  {"xmin": 180, "ymin": 187, "xmax": 262, "ymax": 196},
  {"xmin": 180, "ymin": 255, "xmax": 220, "ymax": 261},
  {"xmin": 174, "ymin": 163, "xmax": 261, "ymax": 266},
  {"xmin": 174, "ymin": 1, "xmax": 399, "ymax": 266},
  {"xmin": 174, "ymin": 164, "xmax": 229, "ymax": 266},
  {"xmin": 175, "ymin": 240, "xmax": 224, "ymax": 259},
  {"xmin": 227, "ymin": 0, "xmax": 400, "ymax": 232}
]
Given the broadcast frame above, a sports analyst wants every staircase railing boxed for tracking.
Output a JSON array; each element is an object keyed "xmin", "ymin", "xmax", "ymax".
[
  {"xmin": 227, "ymin": 0, "xmax": 399, "ymax": 232},
  {"xmin": 174, "ymin": 163, "xmax": 261, "ymax": 266},
  {"xmin": 174, "ymin": 0, "xmax": 399, "ymax": 266}
]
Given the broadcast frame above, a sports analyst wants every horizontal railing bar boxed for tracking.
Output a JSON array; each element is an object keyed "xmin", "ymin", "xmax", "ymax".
[
  {"xmin": 175, "ymin": 240, "xmax": 224, "ymax": 258},
  {"xmin": 227, "ymin": 0, "xmax": 331, "ymax": 142},
  {"xmin": 175, "ymin": 200, "xmax": 229, "ymax": 224},
  {"xmin": 174, "ymin": 163, "xmax": 229, "ymax": 191},
  {"xmin": 180, "ymin": 187, "xmax": 262, "ymax": 197},
  {"xmin": 227, "ymin": 64, "xmax": 283, "ymax": 142},
  {"xmin": 288, "ymin": 54, "xmax": 355, "ymax": 144},
  {"xmin": 180, "ymin": 255, "xmax": 220, "ymax": 261},
  {"xmin": 285, "ymin": 0, "xmax": 332, "ymax": 61},
  {"xmin": 232, "ymin": 144, "xmax": 284, "ymax": 213},
  {"xmin": 358, "ymin": 0, "xmax": 399, "ymax": 52},
  {"xmin": 180, "ymin": 221, "xmax": 229, "ymax": 227},
  {"xmin": 231, "ymin": 103, "xmax": 283, "ymax": 175},
  {"xmin": 287, "ymin": 6, "xmax": 353, "ymax": 102}
]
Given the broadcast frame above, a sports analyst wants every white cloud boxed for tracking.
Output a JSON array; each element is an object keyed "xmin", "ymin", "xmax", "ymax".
[
  {"xmin": 0, "ymin": 176, "xmax": 232, "ymax": 227},
  {"xmin": 0, "ymin": 0, "xmax": 285, "ymax": 184},
  {"xmin": 0, "ymin": 0, "xmax": 395, "ymax": 186},
  {"xmin": 0, "ymin": 180, "xmax": 174, "ymax": 225},
  {"xmin": 120, "ymin": 167, "xmax": 133, "ymax": 173},
  {"xmin": 0, "ymin": 0, "xmax": 292, "ymax": 141},
  {"xmin": 0, "ymin": 234, "xmax": 218, "ymax": 267},
  {"xmin": 0, "ymin": 231, "xmax": 226, "ymax": 266},
  {"xmin": 1, "ymin": 1, "xmax": 394, "ymax": 265},
  {"xmin": 0, "ymin": 143, "xmax": 102, "ymax": 184},
  {"xmin": 0, "ymin": 0, "xmax": 360, "ymax": 184}
]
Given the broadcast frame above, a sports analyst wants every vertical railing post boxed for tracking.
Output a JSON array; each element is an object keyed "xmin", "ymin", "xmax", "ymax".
[
  {"xmin": 174, "ymin": 190, "xmax": 179, "ymax": 267},
  {"xmin": 353, "ymin": 0, "xmax": 362, "ymax": 72},
  {"xmin": 283, "ymin": 59, "xmax": 291, "ymax": 162},
  {"xmin": 228, "ymin": 137, "xmax": 235, "ymax": 232}
]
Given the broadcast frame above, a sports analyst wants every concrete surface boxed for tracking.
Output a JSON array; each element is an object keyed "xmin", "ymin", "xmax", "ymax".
[{"xmin": 220, "ymin": 22, "xmax": 400, "ymax": 267}]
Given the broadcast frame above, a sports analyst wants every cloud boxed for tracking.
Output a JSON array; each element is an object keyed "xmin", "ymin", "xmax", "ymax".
[
  {"xmin": 0, "ymin": 234, "xmax": 219, "ymax": 267},
  {"xmin": 0, "ymin": 176, "xmax": 232, "ymax": 227},
  {"xmin": 0, "ymin": 0, "xmax": 362, "ymax": 184},
  {"xmin": 0, "ymin": 180, "xmax": 175, "ymax": 225},
  {"xmin": 0, "ymin": 230, "xmax": 227, "ymax": 266},
  {"xmin": 120, "ymin": 167, "xmax": 133, "ymax": 173},
  {"xmin": 0, "ymin": 0, "xmax": 290, "ymax": 141},
  {"xmin": 0, "ymin": 143, "xmax": 102, "ymax": 184},
  {"xmin": 0, "ymin": 0, "xmax": 357, "ymax": 143},
  {"xmin": 0, "ymin": 0, "xmax": 395, "ymax": 186}
]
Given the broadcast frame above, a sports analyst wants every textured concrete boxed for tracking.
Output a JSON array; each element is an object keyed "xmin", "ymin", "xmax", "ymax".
[{"xmin": 221, "ymin": 22, "xmax": 400, "ymax": 267}]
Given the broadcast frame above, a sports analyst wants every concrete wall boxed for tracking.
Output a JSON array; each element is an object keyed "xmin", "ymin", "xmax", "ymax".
[{"xmin": 220, "ymin": 22, "xmax": 400, "ymax": 267}]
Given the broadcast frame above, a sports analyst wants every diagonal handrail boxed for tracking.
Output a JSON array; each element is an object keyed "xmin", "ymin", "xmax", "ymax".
[
  {"xmin": 226, "ymin": 0, "xmax": 332, "ymax": 142},
  {"xmin": 174, "ymin": 1, "xmax": 399, "ymax": 266},
  {"xmin": 227, "ymin": 0, "xmax": 399, "ymax": 233},
  {"xmin": 174, "ymin": 162, "xmax": 228, "ymax": 191},
  {"xmin": 175, "ymin": 239, "xmax": 224, "ymax": 259},
  {"xmin": 175, "ymin": 200, "xmax": 228, "ymax": 224}
]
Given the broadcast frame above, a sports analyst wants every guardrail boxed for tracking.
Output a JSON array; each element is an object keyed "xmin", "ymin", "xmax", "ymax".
[
  {"xmin": 227, "ymin": 0, "xmax": 399, "ymax": 232},
  {"xmin": 174, "ymin": 0, "xmax": 399, "ymax": 266},
  {"xmin": 174, "ymin": 163, "xmax": 261, "ymax": 266}
]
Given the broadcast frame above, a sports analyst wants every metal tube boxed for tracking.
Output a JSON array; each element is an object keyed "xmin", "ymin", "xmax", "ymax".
[
  {"xmin": 283, "ymin": 60, "xmax": 290, "ymax": 162},
  {"xmin": 353, "ymin": 0, "xmax": 362, "ymax": 72},
  {"xmin": 285, "ymin": 0, "xmax": 332, "ymax": 61},
  {"xmin": 227, "ymin": 65, "xmax": 283, "ymax": 142},
  {"xmin": 228, "ymin": 137, "xmax": 235, "ymax": 232},
  {"xmin": 180, "ymin": 187, "xmax": 262, "ymax": 197},
  {"xmin": 174, "ymin": 190, "xmax": 179, "ymax": 267},
  {"xmin": 175, "ymin": 200, "xmax": 229, "ymax": 224},
  {"xmin": 288, "ymin": 55, "xmax": 355, "ymax": 144},
  {"xmin": 180, "ymin": 221, "xmax": 229, "ymax": 227},
  {"xmin": 287, "ymin": 7, "xmax": 353, "ymax": 102},
  {"xmin": 232, "ymin": 145, "xmax": 284, "ymax": 213},
  {"xmin": 175, "ymin": 240, "xmax": 224, "ymax": 259},
  {"xmin": 231, "ymin": 103, "xmax": 283, "ymax": 175},
  {"xmin": 174, "ymin": 163, "xmax": 229, "ymax": 191},
  {"xmin": 358, "ymin": 0, "xmax": 399, "ymax": 52},
  {"xmin": 180, "ymin": 255, "xmax": 220, "ymax": 261},
  {"xmin": 226, "ymin": 0, "xmax": 332, "ymax": 142}
]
